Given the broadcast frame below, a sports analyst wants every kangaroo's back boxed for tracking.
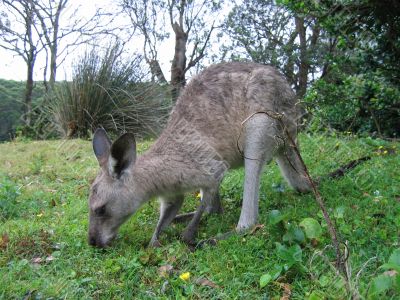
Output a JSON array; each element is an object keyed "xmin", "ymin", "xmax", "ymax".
[{"xmin": 151, "ymin": 62, "xmax": 299, "ymax": 167}]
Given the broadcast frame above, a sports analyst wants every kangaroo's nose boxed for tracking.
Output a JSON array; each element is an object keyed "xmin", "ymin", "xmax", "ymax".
[{"xmin": 89, "ymin": 235, "xmax": 107, "ymax": 248}]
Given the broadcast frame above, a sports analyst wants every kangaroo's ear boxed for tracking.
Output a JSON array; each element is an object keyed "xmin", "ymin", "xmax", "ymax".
[
  {"xmin": 109, "ymin": 133, "xmax": 136, "ymax": 178},
  {"xmin": 93, "ymin": 128, "xmax": 111, "ymax": 167}
]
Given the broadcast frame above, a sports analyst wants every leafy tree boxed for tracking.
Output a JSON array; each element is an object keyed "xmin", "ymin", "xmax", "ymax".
[
  {"xmin": 121, "ymin": 0, "xmax": 223, "ymax": 100},
  {"xmin": 224, "ymin": 0, "xmax": 333, "ymax": 97},
  {"xmin": 281, "ymin": 0, "xmax": 400, "ymax": 137},
  {"xmin": 280, "ymin": 0, "xmax": 400, "ymax": 84}
]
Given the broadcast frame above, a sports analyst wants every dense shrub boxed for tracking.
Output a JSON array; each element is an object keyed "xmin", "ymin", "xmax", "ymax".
[
  {"xmin": 305, "ymin": 72, "xmax": 400, "ymax": 137},
  {"xmin": 46, "ymin": 45, "xmax": 171, "ymax": 139},
  {"xmin": 0, "ymin": 79, "xmax": 47, "ymax": 141}
]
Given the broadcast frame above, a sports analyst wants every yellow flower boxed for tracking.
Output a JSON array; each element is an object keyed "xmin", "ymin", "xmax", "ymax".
[
  {"xmin": 36, "ymin": 213, "xmax": 43, "ymax": 217},
  {"xmin": 196, "ymin": 192, "xmax": 202, "ymax": 199},
  {"xmin": 179, "ymin": 272, "xmax": 191, "ymax": 281}
]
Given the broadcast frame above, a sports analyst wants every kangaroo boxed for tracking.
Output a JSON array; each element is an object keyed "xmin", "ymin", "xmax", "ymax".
[{"xmin": 88, "ymin": 62, "xmax": 312, "ymax": 248}]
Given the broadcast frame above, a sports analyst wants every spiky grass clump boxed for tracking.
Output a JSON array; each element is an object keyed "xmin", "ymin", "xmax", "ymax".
[{"xmin": 47, "ymin": 45, "xmax": 171, "ymax": 138}]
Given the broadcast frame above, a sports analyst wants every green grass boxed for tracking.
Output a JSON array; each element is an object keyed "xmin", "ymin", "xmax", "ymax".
[{"xmin": 0, "ymin": 134, "xmax": 399, "ymax": 299}]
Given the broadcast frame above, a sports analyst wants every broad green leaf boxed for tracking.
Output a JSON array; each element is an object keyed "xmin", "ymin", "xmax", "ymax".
[
  {"xmin": 388, "ymin": 248, "xmax": 400, "ymax": 266},
  {"xmin": 300, "ymin": 218, "xmax": 323, "ymax": 239},
  {"xmin": 275, "ymin": 242, "xmax": 286, "ymax": 255},
  {"xmin": 380, "ymin": 263, "xmax": 400, "ymax": 273},
  {"xmin": 268, "ymin": 210, "xmax": 284, "ymax": 225},
  {"xmin": 381, "ymin": 249, "xmax": 400, "ymax": 272},
  {"xmin": 308, "ymin": 291, "xmax": 324, "ymax": 300},
  {"xmin": 334, "ymin": 206, "xmax": 346, "ymax": 219},
  {"xmin": 289, "ymin": 244, "xmax": 303, "ymax": 262},
  {"xmin": 270, "ymin": 264, "xmax": 283, "ymax": 280},
  {"xmin": 275, "ymin": 243, "xmax": 294, "ymax": 269},
  {"xmin": 368, "ymin": 274, "xmax": 393, "ymax": 298},
  {"xmin": 283, "ymin": 224, "xmax": 305, "ymax": 244},
  {"xmin": 276, "ymin": 243, "xmax": 302, "ymax": 265},
  {"xmin": 318, "ymin": 275, "xmax": 330, "ymax": 287},
  {"xmin": 259, "ymin": 273, "xmax": 272, "ymax": 288}
]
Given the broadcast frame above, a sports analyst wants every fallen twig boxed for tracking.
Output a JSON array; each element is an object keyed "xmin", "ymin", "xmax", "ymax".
[{"xmin": 323, "ymin": 156, "xmax": 371, "ymax": 180}]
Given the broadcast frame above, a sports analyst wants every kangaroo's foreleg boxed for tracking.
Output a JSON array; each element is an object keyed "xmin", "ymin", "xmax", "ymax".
[{"xmin": 149, "ymin": 194, "xmax": 184, "ymax": 247}]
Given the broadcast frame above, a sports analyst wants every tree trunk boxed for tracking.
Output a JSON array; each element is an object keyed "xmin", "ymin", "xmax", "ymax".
[
  {"xmin": 295, "ymin": 16, "xmax": 308, "ymax": 98},
  {"xmin": 170, "ymin": 22, "xmax": 188, "ymax": 101},
  {"xmin": 49, "ymin": 44, "xmax": 57, "ymax": 89},
  {"xmin": 24, "ymin": 2, "xmax": 36, "ymax": 127},
  {"xmin": 284, "ymin": 31, "xmax": 298, "ymax": 88},
  {"xmin": 24, "ymin": 54, "xmax": 35, "ymax": 127},
  {"xmin": 49, "ymin": 2, "xmax": 62, "ymax": 89},
  {"xmin": 148, "ymin": 59, "xmax": 168, "ymax": 84}
]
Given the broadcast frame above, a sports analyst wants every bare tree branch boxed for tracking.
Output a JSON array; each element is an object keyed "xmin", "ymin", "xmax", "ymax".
[{"xmin": 29, "ymin": 0, "xmax": 118, "ymax": 89}]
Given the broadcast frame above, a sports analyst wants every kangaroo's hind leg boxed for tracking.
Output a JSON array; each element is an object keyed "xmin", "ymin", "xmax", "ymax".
[
  {"xmin": 236, "ymin": 114, "xmax": 278, "ymax": 231},
  {"xmin": 173, "ymin": 183, "xmax": 222, "ymax": 225},
  {"xmin": 181, "ymin": 185, "xmax": 220, "ymax": 245},
  {"xmin": 204, "ymin": 183, "xmax": 223, "ymax": 214}
]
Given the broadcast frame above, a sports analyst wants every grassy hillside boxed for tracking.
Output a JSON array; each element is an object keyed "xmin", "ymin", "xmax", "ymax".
[{"xmin": 0, "ymin": 134, "xmax": 399, "ymax": 299}]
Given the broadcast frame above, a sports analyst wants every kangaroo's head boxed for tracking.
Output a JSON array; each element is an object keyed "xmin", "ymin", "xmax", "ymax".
[{"xmin": 88, "ymin": 128, "xmax": 141, "ymax": 248}]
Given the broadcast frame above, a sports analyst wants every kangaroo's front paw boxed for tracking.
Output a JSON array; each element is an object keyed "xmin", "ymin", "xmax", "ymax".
[
  {"xmin": 181, "ymin": 229, "xmax": 197, "ymax": 246},
  {"xmin": 236, "ymin": 220, "xmax": 256, "ymax": 233}
]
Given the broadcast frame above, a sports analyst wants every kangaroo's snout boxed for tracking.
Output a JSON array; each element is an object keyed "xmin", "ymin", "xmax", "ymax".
[
  {"xmin": 88, "ymin": 234, "xmax": 105, "ymax": 248},
  {"xmin": 88, "ymin": 230, "xmax": 115, "ymax": 248}
]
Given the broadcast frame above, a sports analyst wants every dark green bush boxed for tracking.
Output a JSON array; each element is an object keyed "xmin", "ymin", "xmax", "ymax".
[
  {"xmin": 0, "ymin": 79, "xmax": 52, "ymax": 141},
  {"xmin": 305, "ymin": 72, "xmax": 400, "ymax": 137},
  {"xmin": 0, "ymin": 79, "xmax": 24, "ymax": 141}
]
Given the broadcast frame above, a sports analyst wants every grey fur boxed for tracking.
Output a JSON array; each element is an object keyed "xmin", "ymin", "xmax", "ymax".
[{"xmin": 88, "ymin": 62, "xmax": 311, "ymax": 248}]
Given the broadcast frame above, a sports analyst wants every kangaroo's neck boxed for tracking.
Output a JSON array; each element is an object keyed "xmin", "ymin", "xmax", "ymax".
[
  {"xmin": 129, "ymin": 125, "xmax": 227, "ymax": 200},
  {"xmin": 130, "ymin": 149, "xmax": 192, "ymax": 200}
]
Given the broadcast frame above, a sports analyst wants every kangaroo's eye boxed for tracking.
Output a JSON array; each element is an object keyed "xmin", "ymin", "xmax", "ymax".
[{"xmin": 95, "ymin": 205, "xmax": 106, "ymax": 216}]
